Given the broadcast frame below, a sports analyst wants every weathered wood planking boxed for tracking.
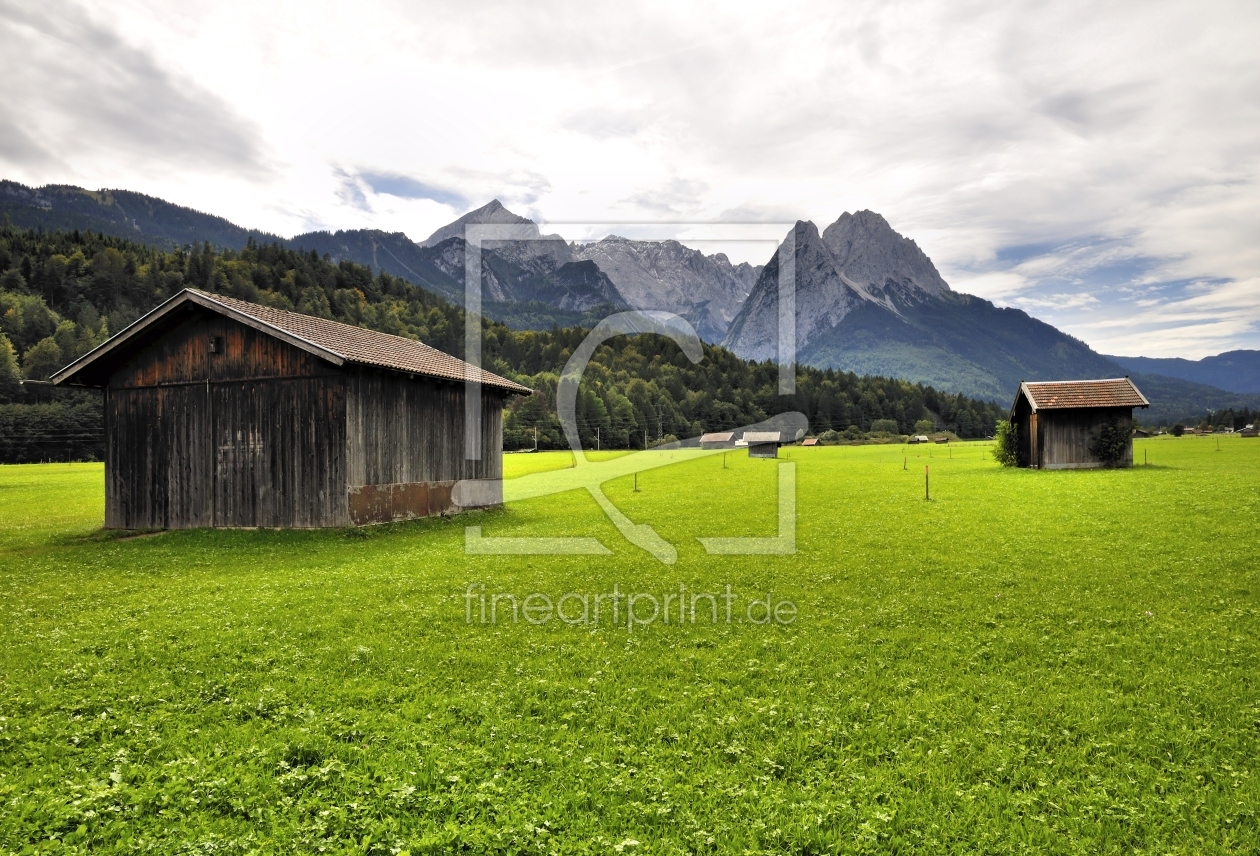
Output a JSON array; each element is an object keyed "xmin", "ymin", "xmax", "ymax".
[
  {"xmin": 1036, "ymin": 407, "xmax": 1133, "ymax": 470},
  {"xmin": 104, "ymin": 314, "xmax": 348, "ymax": 528},
  {"xmin": 346, "ymin": 369, "xmax": 504, "ymax": 487}
]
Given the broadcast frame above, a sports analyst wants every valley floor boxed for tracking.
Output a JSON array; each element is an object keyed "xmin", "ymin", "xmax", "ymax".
[{"xmin": 1, "ymin": 438, "xmax": 1258, "ymax": 853}]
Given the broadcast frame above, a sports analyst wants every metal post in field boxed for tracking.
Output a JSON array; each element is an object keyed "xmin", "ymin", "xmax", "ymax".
[{"xmin": 925, "ymin": 465, "xmax": 930, "ymax": 501}]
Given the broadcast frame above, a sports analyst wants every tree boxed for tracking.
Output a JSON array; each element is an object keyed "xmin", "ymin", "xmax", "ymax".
[
  {"xmin": 0, "ymin": 291, "xmax": 60, "ymax": 352},
  {"xmin": 992, "ymin": 419, "xmax": 1018, "ymax": 466},
  {"xmin": 1088, "ymin": 418, "xmax": 1131, "ymax": 467},
  {"xmin": 0, "ymin": 332, "xmax": 20, "ymax": 398},
  {"xmin": 914, "ymin": 418, "xmax": 935, "ymax": 434},
  {"xmin": 1170, "ymin": 423, "xmax": 1185, "ymax": 437},
  {"xmin": 870, "ymin": 418, "xmax": 899, "ymax": 434},
  {"xmin": 21, "ymin": 337, "xmax": 63, "ymax": 380}
]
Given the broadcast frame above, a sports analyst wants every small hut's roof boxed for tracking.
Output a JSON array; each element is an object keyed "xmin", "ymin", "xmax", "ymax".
[
  {"xmin": 53, "ymin": 288, "xmax": 532, "ymax": 395},
  {"xmin": 700, "ymin": 432, "xmax": 735, "ymax": 443},
  {"xmin": 743, "ymin": 431, "xmax": 783, "ymax": 444},
  {"xmin": 801, "ymin": 438, "xmax": 819, "ymax": 446},
  {"xmin": 1017, "ymin": 378, "xmax": 1148, "ymax": 412}
]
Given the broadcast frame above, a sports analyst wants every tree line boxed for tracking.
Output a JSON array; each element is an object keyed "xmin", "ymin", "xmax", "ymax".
[{"xmin": 0, "ymin": 221, "xmax": 1004, "ymax": 461}]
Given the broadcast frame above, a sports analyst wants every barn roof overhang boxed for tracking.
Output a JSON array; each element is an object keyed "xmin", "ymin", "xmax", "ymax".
[{"xmin": 51, "ymin": 289, "xmax": 532, "ymax": 396}]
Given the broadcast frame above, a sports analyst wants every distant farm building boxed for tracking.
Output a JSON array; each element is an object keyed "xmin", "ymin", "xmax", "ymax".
[
  {"xmin": 1009, "ymin": 378, "xmax": 1148, "ymax": 470},
  {"xmin": 700, "ymin": 431, "xmax": 736, "ymax": 449},
  {"xmin": 1241, "ymin": 425, "xmax": 1258, "ymax": 438},
  {"xmin": 934, "ymin": 436, "xmax": 949, "ymax": 444},
  {"xmin": 800, "ymin": 438, "xmax": 819, "ymax": 447},
  {"xmin": 908, "ymin": 435, "xmax": 930, "ymax": 444},
  {"xmin": 744, "ymin": 431, "xmax": 785, "ymax": 459},
  {"xmin": 53, "ymin": 289, "xmax": 531, "ymax": 529}
]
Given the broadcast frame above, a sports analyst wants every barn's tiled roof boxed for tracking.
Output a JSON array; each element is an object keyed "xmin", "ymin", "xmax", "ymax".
[
  {"xmin": 1021, "ymin": 378, "xmax": 1148, "ymax": 410},
  {"xmin": 188, "ymin": 291, "xmax": 531, "ymax": 394}
]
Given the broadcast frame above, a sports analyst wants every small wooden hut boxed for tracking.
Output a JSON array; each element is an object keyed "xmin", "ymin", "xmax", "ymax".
[
  {"xmin": 743, "ymin": 431, "xmax": 784, "ymax": 459},
  {"xmin": 52, "ymin": 289, "xmax": 531, "ymax": 529},
  {"xmin": 800, "ymin": 438, "xmax": 819, "ymax": 447},
  {"xmin": 1009, "ymin": 378, "xmax": 1148, "ymax": 469}
]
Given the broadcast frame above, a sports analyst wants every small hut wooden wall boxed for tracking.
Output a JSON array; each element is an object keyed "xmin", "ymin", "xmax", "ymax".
[
  {"xmin": 53, "ymin": 289, "xmax": 531, "ymax": 529},
  {"xmin": 1009, "ymin": 378, "xmax": 1148, "ymax": 470},
  {"xmin": 744, "ymin": 431, "xmax": 783, "ymax": 459}
]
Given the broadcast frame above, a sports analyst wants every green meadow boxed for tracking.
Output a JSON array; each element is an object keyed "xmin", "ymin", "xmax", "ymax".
[{"xmin": 1, "ymin": 437, "xmax": 1258, "ymax": 853}]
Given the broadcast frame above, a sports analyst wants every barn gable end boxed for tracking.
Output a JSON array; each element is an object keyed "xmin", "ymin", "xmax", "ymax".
[{"xmin": 102, "ymin": 311, "xmax": 349, "ymax": 529}]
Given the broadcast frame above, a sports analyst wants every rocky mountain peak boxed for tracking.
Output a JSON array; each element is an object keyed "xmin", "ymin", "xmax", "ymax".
[
  {"xmin": 821, "ymin": 209, "xmax": 950, "ymax": 302},
  {"xmin": 422, "ymin": 199, "xmax": 539, "ymax": 247},
  {"xmin": 722, "ymin": 211, "xmax": 956, "ymax": 361},
  {"xmin": 571, "ymin": 235, "xmax": 761, "ymax": 342}
]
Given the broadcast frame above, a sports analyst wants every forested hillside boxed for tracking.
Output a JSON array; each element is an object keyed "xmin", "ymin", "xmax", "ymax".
[{"xmin": 0, "ymin": 222, "xmax": 1005, "ymax": 461}]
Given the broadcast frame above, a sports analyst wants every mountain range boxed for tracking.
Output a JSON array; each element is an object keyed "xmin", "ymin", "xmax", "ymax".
[
  {"xmin": 2, "ymin": 178, "xmax": 1256, "ymax": 422},
  {"xmin": 1106, "ymin": 351, "xmax": 1260, "ymax": 395}
]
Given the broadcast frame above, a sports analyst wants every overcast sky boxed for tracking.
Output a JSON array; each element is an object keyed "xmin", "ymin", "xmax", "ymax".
[{"xmin": 2, "ymin": 0, "xmax": 1257, "ymax": 357}]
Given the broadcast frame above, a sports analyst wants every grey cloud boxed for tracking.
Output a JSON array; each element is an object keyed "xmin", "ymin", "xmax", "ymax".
[
  {"xmin": 0, "ymin": 118, "xmax": 53, "ymax": 165},
  {"xmin": 620, "ymin": 178, "xmax": 708, "ymax": 216},
  {"xmin": 0, "ymin": 0, "xmax": 267, "ymax": 176}
]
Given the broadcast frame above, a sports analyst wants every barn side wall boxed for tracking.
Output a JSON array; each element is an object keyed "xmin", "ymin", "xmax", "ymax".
[
  {"xmin": 1037, "ymin": 407, "xmax": 1134, "ymax": 469},
  {"xmin": 345, "ymin": 369, "xmax": 505, "ymax": 524},
  {"xmin": 105, "ymin": 312, "xmax": 349, "ymax": 529}
]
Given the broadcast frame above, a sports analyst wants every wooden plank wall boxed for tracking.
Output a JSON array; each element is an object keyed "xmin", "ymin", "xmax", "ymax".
[
  {"xmin": 106, "ymin": 384, "xmax": 214, "ymax": 529},
  {"xmin": 210, "ymin": 378, "xmax": 347, "ymax": 527},
  {"xmin": 1038, "ymin": 407, "xmax": 1133, "ymax": 469},
  {"xmin": 105, "ymin": 312, "xmax": 348, "ymax": 528},
  {"xmin": 346, "ymin": 369, "xmax": 504, "ymax": 488}
]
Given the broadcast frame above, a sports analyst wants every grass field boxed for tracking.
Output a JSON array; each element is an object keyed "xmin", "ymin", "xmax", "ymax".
[{"xmin": 1, "ymin": 437, "xmax": 1258, "ymax": 853}]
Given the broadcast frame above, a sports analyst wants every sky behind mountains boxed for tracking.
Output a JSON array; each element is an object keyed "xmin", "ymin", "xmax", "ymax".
[{"xmin": 1, "ymin": 0, "xmax": 1257, "ymax": 358}]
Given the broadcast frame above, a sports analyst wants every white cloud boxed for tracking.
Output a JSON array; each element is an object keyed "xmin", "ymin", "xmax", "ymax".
[{"xmin": 1, "ymin": 0, "xmax": 1257, "ymax": 356}]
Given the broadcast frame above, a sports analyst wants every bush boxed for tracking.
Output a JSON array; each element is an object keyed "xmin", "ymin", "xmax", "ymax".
[
  {"xmin": 870, "ymin": 419, "xmax": 899, "ymax": 434},
  {"xmin": 992, "ymin": 419, "xmax": 1018, "ymax": 466},
  {"xmin": 1089, "ymin": 419, "xmax": 1131, "ymax": 467},
  {"xmin": 818, "ymin": 429, "xmax": 840, "ymax": 445}
]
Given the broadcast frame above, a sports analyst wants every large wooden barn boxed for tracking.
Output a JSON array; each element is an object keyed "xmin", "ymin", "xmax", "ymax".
[
  {"xmin": 52, "ymin": 288, "xmax": 531, "ymax": 529},
  {"xmin": 1009, "ymin": 378, "xmax": 1148, "ymax": 469}
]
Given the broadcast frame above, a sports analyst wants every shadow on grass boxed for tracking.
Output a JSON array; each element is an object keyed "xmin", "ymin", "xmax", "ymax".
[{"xmin": 53, "ymin": 505, "xmax": 511, "ymax": 547}]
